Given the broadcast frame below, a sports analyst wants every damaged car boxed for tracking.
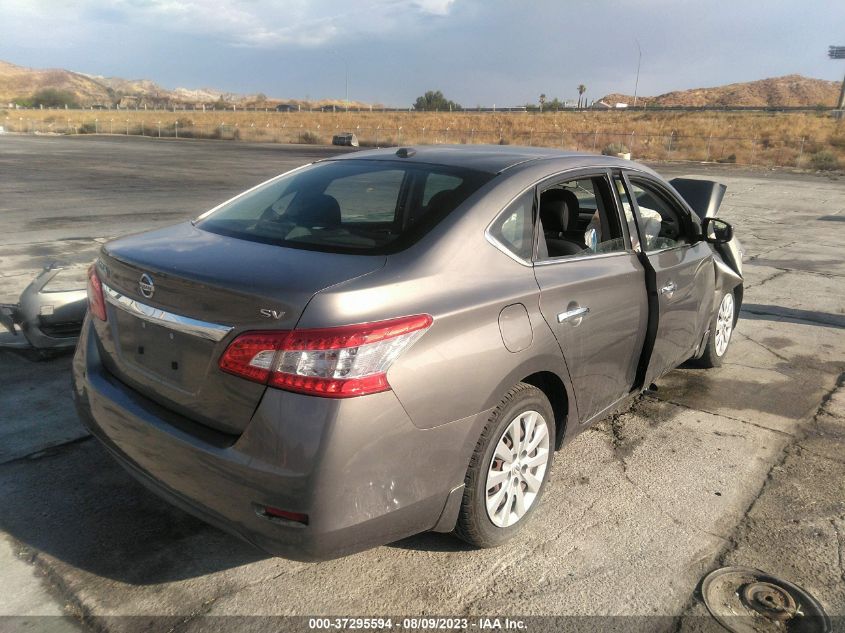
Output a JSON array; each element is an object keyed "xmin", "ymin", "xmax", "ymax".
[
  {"xmin": 1, "ymin": 263, "xmax": 88, "ymax": 352},
  {"xmin": 72, "ymin": 146, "xmax": 742, "ymax": 560}
]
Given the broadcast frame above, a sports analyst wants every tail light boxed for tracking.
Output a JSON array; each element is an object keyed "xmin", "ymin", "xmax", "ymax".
[
  {"xmin": 219, "ymin": 314, "xmax": 432, "ymax": 398},
  {"xmin": 87, "ymin": 264, "xmax": 107, "ymax": 321}
]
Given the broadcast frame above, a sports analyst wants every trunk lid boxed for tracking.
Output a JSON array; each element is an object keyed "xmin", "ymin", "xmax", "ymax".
[{"xmin": 95, "ymin": 222, "xmax": 386, "ymax": 435}]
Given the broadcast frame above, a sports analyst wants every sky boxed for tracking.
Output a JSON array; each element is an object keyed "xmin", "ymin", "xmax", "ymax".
[{"xmin": 1, "ymin": 0, "xmax": 843, "ymax": 107}]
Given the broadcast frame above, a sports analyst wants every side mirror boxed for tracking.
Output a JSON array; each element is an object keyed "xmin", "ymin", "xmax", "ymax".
[{"xmin": 702, "ymin": 217, "xmax": 733, "ymax": 245}]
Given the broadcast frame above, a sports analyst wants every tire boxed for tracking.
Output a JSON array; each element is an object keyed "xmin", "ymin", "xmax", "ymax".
[
  {"xmin": 698, "ymin": 289, "xmax": 737, "ymax": 368},
  {"xmin": 454, "ymin": 382, "xmax": 555, "ymax": 548}
]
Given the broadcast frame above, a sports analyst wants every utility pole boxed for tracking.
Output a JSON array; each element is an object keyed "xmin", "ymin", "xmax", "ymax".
[
  {"xmin": 633, "ymin": 38, "xmax": 642, "ymax": 108},
  {"xmin": 331, "ymin": 51, "xmax": 349, "ymax": 110},
  {"xmin": 830, "ymin": 46, "xmax": 845, "ymax": 110}
]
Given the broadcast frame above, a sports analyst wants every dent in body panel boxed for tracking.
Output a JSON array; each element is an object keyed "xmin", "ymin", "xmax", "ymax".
[
  {"xmin": 714, "ymin": 254, "xmax": 743, "ymax": 294},
  {"xmin": 312, "ymin": 403, "xmax": 491, "ymax": 530},
  {"xmin": 642, "ymin": 242, "xmax": 716, "ymax": 383},
  {"xmin": 498, "ymin": 303, "xmax": 533, "ymax": 352}
]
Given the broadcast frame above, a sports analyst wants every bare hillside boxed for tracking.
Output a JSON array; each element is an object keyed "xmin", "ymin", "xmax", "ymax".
[
  {"xmin": 0, "ymin": 60, "xmax": 113, "ymax": 105},
  {"xmin": 0, "ymin": 59, "xmax": 373, "ymax": 109},
  {"xmin": 600, "ymin": 74, "xmax": 839, "ymax": 107}
]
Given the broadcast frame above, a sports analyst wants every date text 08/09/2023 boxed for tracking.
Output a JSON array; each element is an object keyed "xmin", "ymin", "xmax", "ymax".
[{"xmin": 308, "ymin": 617, "xmax": 527, "ymax": 630}]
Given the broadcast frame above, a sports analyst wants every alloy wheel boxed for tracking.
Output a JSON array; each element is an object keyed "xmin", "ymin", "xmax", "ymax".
[{"xmin": 715, "ymin": 293, "xmax": 734, "ymax": 357}]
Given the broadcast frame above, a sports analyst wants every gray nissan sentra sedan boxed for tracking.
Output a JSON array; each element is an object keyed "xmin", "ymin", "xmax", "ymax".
[{"xmin": 73, "ymin": 146, "xmax": 743, "ymax": 560}]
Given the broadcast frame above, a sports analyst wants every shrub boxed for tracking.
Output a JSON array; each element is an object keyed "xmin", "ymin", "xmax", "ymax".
[
  {"xmin": 828, "ymin": 135, "xmax": 845, "ymax": 149},
  {"xmin": 31, "ymin": 88, "xmax": 78, "ymax": 109},
  {"xmin": 808, "ymin": 150, "xmax": 840, "ymax": 171},
  {"xmin": 299, "ymin": 131, "xmax": 322, "ymax": 144},
  {"xmin": 602, "ymin": 142, "xmax": 630, "ymax": 156},
  {"xmin": 78, "ymin": 122, "xmax": 97, "ymax": 134},
  {"xmin": 413, "ymin": 90, "xmax": 462, "ymax": 112},
  {"xmin": 717, "ymin": 153, "xmax": 737, "ymax": 164}
]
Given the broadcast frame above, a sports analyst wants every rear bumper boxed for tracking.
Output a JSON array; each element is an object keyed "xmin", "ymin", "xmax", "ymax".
[{"xmin": 72, "ymin": 317, "xmax": 485, "ymax": 561}]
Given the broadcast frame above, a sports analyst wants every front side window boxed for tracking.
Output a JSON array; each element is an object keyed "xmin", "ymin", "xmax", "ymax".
[
  {"xmin": 196, "ymin": 160, "xmax": 493, "ymax": 254},
  {"xmin": 536, "ymin": 175, "xmax": 626, "ymax": 260},
  {"xmin": 626, "ymin": 178, "xmax": 689, "ymax": 252}
]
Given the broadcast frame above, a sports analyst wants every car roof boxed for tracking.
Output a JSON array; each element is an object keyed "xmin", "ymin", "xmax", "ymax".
[{"xmin": 327, "ymin": 144, "xmax": 644, "ymax": 175}]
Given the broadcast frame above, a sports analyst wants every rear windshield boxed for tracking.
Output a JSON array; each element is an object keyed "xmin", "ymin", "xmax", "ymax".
[{"xmin": 196, "ymin": 159, "xmax": 494, "ymax": 254}]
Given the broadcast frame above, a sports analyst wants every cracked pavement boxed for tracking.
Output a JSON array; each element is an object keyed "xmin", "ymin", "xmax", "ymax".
[{"xmin": 0, "ymin": 136, "xmax": 843, "ymax": 631}]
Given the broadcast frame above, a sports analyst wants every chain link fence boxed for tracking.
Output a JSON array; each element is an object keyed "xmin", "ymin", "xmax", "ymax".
[{"xmin": 1, "ymin": 115, "xmax": 832, "ymax": 168}]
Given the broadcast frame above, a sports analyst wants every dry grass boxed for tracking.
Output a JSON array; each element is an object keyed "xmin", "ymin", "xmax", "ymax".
[{"xmin": 4, "ymin": 108, "xmax": 844, "ymax": 168}]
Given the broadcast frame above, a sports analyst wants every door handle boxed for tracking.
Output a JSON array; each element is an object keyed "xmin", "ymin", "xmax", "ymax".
[
  {"xmin": 659, "ymin": 281, "xmax": 677, "ymax": 298},
  {"xmin": 557, "ymin": 306, "xmax": 590, "ymax": 323}
]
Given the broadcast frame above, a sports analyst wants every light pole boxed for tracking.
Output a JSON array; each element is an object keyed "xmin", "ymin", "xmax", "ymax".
[
  {"xmin": 633, "ymin": 38, "xmax": 642, "ymax": 108},
  {"xmin": 331, "ymin": 51, "xmax": 349, "ymax": 110},
  {"xmin": 830, "ymin": 45, "xmax": 845, "ymax": 110}
]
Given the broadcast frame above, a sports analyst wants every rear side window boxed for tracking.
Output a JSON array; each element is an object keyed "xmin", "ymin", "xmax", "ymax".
[
  {"xmin": 488, "ymin": 191, "xmax": 534, "ymax": 261},
  {"xmin": 196, "ymin": 160, "xmax": 493, "ymax": 254}
]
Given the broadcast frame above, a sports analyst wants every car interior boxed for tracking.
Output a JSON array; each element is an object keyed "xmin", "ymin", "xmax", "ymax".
[
  {"xmin": 537, "ymin": 176, "xmax": 626, "ymax": 259},
  {"xmin": 200, "ymin": 163, "xmax": 492, "ymax": 252},
  {"xmin": 625, "ymin": 179, "xmax": 689, "ymax": 251}
]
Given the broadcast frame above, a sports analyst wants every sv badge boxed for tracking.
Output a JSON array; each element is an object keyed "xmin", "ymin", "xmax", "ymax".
[{"xmin": 259, "ymin": 308, "xmax": 286, "ymax": 320}]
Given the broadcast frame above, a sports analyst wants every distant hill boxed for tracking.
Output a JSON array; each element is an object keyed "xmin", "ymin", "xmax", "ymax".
[
  {"xmin": 0, "ymin": 60, "xmax": 114, "ymax": 106},
  {"xmin": 0, "ymin": 59, "xmax": 373, "ymax": 109},
  {"xmin": 599, "ymin": 75, "xmax": 840, "ymax": 108}
]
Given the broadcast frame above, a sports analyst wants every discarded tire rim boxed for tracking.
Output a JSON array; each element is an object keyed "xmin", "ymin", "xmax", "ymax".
[{"xmin": 701, "ymin": 566, "xmax": 831, "ymax": 633}]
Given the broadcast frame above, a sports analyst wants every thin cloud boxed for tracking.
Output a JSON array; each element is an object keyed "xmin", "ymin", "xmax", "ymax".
[{"xmin": 48, "ymin": 0, "xmax": 460, "ymax": 48}]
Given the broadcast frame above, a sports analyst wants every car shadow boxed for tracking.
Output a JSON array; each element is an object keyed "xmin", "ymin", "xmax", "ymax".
[
  {"xmin": 741, "ymin": 304, "xmax": 845, "ymax": 329},
  {"xmin": 0, "ymin": 342, "xmax": 76, "ymax": 362},
  {"xmin": 387, "ymin": 531, "xmax": 476, "ymax": 554},
  {"xmin": 0, "ymin": 437, "xmax": 265, "ymax": 585},
  {"xmin": 661, "ymin": 352, "xmax": 845, "ymax": 422}
]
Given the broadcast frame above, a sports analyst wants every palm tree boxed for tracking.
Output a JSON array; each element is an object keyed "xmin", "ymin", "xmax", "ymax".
[
  {"xmin": 577, "ymin": 84, "xmax": 586, "ymax": 109},
  {"xmin": 539, "ymin": 93, "xmax": 546, "ymax": 112}
]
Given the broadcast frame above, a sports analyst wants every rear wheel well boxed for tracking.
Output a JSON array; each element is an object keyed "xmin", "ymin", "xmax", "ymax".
[{"xmin": 522, "ymin": 371, "xmax": 569, "ymax": 450}]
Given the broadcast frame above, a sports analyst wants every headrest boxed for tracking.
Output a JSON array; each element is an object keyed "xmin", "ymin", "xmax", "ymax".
[
  {"xmin": 426, "ymin": 188, "xmax": 459, "ymax": 211},
  {"xmin": 540, "ymin": 188, "xmax": 579, "ymax": 233},
  {"xmin": 291, "ymin": 193, "xmax": 341, "ymax": 228}
]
